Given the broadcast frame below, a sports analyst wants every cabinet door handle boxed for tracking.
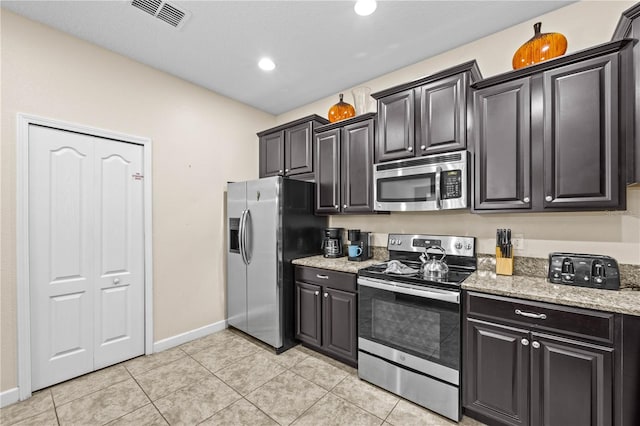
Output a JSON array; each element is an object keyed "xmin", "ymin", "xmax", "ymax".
[
  {"xmin": 545, "ymin": 195, "xmax": 553, "ymax": 202},
  {"xmin": 421, "ymin": 145, "xmax": 426, "ymax": 150},
  {"xmin": 316, "ymin": 274, "xmax": 329, "ymax": 280},
  {"xmin": 343, "ymin": 204, "xmax": 347, "ymax": 208},
  {"xmin": 407, "ymin": 146, "xmax": 413, "ymax": 152},
  {"xmin": 279, "ymin": 169, "xmax": 283, "ymax": 174},
  {"xmin": 521, "ymin": 338, "xmax": 529, "ymax": 346},
  {"xmin": 323, "ymin": 292, "xmax": 328, "ymax": 298},
  {"xmin": 334, "ymin": 204, "xmax": 339, "ymax": 209},
  {"xmin": 515, "ymin": 309, "xmax": 547, "ymax": 320},
  {"xmin": 285, "ymin": 168, "xmax": 289, "ymax": 173},
  {"xmin": 523, "ymin": 197, "xmax": 530, "ymax": 203},
  {"xmin": 314, "ymin": 291, "xmax": 319, "ymax": 296},
  {"xmin": 113, "ymin": 278, "xmax": 121, "ymax": 285},
  {"xmin": 532, "ymin": 341, "xmax": 540, "ymax": 349}
]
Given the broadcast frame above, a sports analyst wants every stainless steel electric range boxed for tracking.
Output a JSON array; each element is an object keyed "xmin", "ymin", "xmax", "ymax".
[{"xmin": 357, "ymin": 233, "xmax": 476, "ymax": 422}]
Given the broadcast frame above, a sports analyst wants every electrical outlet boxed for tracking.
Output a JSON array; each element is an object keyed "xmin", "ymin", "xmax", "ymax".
[{"xmin": 512, "ymin": 234, "xmax": 525, "ymax": 252}]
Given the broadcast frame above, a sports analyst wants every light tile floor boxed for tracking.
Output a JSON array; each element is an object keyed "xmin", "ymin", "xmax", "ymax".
[{"xmin": 1, "ymin": 329, "xmax": 487, "ymax": 425}]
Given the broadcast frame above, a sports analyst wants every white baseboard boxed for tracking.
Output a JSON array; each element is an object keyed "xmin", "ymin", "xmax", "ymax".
[
  {"xmin": 153, "ymin": 319, "xmax": 228, "ymax": 353},
  {"xmin": 0, "ymin": 387, "xmax": 19, "ymax": 408}
]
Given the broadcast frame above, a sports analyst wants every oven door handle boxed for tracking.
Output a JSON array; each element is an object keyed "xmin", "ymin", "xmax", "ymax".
[{"xmin": 358, "ymin": 277, "xmax": 460, "ymax": 304}]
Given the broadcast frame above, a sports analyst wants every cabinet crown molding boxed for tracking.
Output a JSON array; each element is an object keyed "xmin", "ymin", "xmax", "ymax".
[{"xmin": 472, "ymin": 39, "xmax": 635, "ymax": 90}]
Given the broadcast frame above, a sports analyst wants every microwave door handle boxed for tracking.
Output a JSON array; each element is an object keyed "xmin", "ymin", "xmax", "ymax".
[{"xmin": 435, "ymin": 166, "xmax": 442, "ymax": 210}]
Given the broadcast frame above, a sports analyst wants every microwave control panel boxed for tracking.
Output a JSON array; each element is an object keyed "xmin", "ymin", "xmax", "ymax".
[{"xmin": 441, "ymin": 170, "xmax": 462, "ymax": 199}]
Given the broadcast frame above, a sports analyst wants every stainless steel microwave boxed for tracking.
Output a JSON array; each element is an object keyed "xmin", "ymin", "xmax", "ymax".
[{"xmin": 373, "ymin": 151, "xmax": 468, "ymax": 211}]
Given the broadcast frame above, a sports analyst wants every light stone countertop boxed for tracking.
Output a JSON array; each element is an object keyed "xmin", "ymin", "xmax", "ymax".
[
  {"xmin": 462, "ymin": 270, "xmax": 640, "ymax": 316},
  {"xmin": 292, "ymin": 255, "xmax": 383, "ymax": 274},
  {"xmin": 293, "ymin": 254, "xmax": 640, "ymax": 316}
]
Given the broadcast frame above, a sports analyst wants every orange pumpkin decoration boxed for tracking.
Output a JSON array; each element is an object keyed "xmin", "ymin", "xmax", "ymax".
[
  {"xmin": 512, "ymin": 22, "xmax": 567, "ymax": 70},
  {"xmin": 328, "ymin": 93, "xmax": 355, "ymax": 123}
]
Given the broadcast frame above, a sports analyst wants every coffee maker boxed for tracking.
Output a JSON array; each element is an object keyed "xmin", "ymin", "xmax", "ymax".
[
  {"xmin": 322, "ymin": 228, "xmax": 344, "ymax": 258},
  {"xmin": 347, "ymin": 229, "xmax": 372, "ymax": 261}
]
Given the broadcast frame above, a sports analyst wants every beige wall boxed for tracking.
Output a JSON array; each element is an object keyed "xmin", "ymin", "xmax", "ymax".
[
  {"xmin": 278, "ymin": 1, "xmax": 640, "ymax": 265},
  {"xmin": 0, "ymin": 10, "xmax": 276, "ymax": 392}
]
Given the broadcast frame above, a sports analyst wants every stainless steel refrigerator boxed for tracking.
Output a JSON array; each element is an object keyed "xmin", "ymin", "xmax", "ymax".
[{"xmin": 226, "ymin": 176, "xmax": 326, "ymax": 352}]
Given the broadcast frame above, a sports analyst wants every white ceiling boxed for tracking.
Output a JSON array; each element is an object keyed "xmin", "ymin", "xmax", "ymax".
[{"xmin": 2, "ymin": 0, "xmax": 574, "ymax": 115}]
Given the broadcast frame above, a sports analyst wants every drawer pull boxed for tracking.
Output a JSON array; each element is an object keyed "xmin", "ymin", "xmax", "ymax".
[
  {"xmin": 515, "ymin": 309, "xmax": 547, "ymax": 320},
  {"xmin": 316, "ymin": 274, "xmax": 329, "ymax": 280}
]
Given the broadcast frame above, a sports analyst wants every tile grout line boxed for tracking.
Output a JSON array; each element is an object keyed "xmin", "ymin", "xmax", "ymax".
[
  {"xmin": 124, "ymin": 365, "xmax": 171, "ymax": 425},
  {"xmin": 382, "ymin": 399, "xmax": 400, "ymax": 425},
  {"xmin": 2, "ymin": 389, "xmax": 59, "ymax": 426},
  {"xmin": 50, "ymin": 388, "xmax": 61, "ymax": 426},
  {"xmin": 49, "ymin": 367, "xmax": 132, "ymax": 409}
]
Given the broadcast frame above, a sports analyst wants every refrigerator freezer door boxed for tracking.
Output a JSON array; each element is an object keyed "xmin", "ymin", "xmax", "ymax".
[
  {"xmin": 227, "ymin": 181, "xmax": 248, "ymax": 333},
  {"xmin": 246, "ymin": 177, "xmax": 282, "ymax": 348}
]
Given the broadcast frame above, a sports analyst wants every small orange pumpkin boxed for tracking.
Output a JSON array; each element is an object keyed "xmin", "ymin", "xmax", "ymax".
[
  {"xmin": 328, "ymin": 94, "xmax": 355, "ymax": 123},
  {"xmin": 512, "ymin": 22, "xmax": 567, "ymax": 70}
]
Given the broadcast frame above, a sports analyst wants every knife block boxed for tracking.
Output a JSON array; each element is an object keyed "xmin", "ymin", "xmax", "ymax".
[{"xmin": 495, "ymin": 248, "xmax": 514, "ymax": 276}]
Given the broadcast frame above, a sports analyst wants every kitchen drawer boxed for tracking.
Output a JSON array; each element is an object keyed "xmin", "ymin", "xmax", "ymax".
[
  {"xmin": 295, "ymin": 266, "xmax": 356, "ymax": 292},
  {"xmin": 465, "ymin": 291, "xmax": 615, "ymax": 344}
]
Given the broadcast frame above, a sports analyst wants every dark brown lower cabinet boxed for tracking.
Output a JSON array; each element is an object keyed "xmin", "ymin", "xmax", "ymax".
[
  {"xmin": 464, "ymin": 291, "xmax": 619, "ymax": 426},
  {"xmin": 530, "ymin": 333, "xmax": 613, "ymax": 426},
  {"xmin": 465, "ymin": 319, "xmax": 529, "ymax": 426},
  {"xmin": 294, "ymin": 266, "xmax": 357, "ymax": 366}
]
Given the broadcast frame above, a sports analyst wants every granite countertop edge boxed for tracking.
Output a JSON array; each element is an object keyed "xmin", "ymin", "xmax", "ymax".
[
  {"xmin": 292, "ymin": 255, "xmax": 640, "ymax": 316},
  {"xmin": 292, "ymin": 254, "xmax": 383, "ymax": 274},
  {"xmin": 462, "ymin": 272, "xmax": 640, "ymax": 317}
]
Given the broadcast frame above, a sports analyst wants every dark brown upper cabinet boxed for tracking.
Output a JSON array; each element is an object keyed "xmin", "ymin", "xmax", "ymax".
[
  {"xmin": 613, "ymin": 3, "xmax": 640, "ymax": 185},
  {"xmin": 473, "ymin": 77, "xmax": 532, "ymax": 210},
  {"xmin": 471, "ymin": 39, "xmax": 634, "ymax": 212},
  {"xmin": 258, "ymin": 115, "xmax": 329, "ymax": 179},
  {"xmin": 372, "ymin": 61, "xmax": 482, "ymax": 163},
  {"xmin": 314, "ymin": 113, "xmax": 376, "ymax": 215}
]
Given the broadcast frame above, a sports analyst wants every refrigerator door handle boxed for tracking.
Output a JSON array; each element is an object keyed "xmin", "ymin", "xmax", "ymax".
[
  {"xmin": 243, "ymin": 209, "xmax": 252, "ymax": 264},
  {"xmin": 239, "ymin": 209, "xmax": 248, "ymax": 265}
]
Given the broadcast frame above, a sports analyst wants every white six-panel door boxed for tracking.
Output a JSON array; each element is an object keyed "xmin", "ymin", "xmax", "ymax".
[{"xmin": 29, "ymin": 125, "xmax": 144, "ymax": 390}]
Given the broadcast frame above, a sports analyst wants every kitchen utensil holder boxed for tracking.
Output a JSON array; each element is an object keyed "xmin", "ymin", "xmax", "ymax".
[{"xmin": 495, "ymin": 248, "xmax": 514, "ymax": 276}]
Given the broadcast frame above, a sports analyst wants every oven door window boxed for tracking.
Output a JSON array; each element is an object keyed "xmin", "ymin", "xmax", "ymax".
[
  {"xmin": 376, "ymin": 173, "xmax": 436, "ymax": 203},
  {"xmin": 359, "ymin": 284, "xmax": 459, "ymax": 370}
]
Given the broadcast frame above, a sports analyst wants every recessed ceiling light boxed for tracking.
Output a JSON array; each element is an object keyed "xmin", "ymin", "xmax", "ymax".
[
  {"xmin": 354, "ymin": 0, "xmax": 377, "ymax": 16},
  {"xmin": 258, "ymin": 57, "xmax": 276, "ymax": 71}
]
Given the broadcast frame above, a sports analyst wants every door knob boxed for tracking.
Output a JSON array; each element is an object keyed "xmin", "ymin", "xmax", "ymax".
[
  {"xmin": 521, "ymin": 338, "xmax": 529, "ymax": 346},
  {"xmin": 113, "ymin": 278, "xmax": 120, "ymax": 285},
  {"xmin": 532, "ymin": 341, "xmax": 540, "ymax": 349},
  {"xmin": 545, "ymin": 196, "xmax": 553, "ymax": 202},
  {"xmin": 334, "ymin": 205, "xmax": 339, "ymax": 209},
  {"xmin": 285, "ymin": 169, "xmax": 289, "ymax": 173},
  {"xmin": 314, "ymin": 291, "xmax": 319, "ymax": 296},
  {"xmin": 421, "ymin": 145, "xmax": 426, "ymax": 150},
  {"xmin": 343, "ymin": 204, "xmax": 347, "ymax": 208},
  {"xmin": 523, "ymin": 197, "xmax": 530, "ymax": 203},
  {"xmin": 407, "ymin": 146, "xmax": 413, "ymax": 152},
  {"xmin": 323, "ymin": 293, "xmax": 328, "ymax": 298}
]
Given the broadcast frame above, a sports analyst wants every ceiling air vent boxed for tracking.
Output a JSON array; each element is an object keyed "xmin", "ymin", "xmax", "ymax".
[{"xmin": 131, "ymin": 0, "xmax": 191, "ymax": 30}]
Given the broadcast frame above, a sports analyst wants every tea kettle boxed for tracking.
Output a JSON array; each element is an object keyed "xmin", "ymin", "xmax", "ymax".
[{"xmin": 419, "ymin": 245, "xmax": 449, "ymax": 281}]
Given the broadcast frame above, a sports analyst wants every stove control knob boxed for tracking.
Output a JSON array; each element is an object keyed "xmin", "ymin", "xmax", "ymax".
[
  {"xmin": 389, "ymin": 239, "xmax": 396, "ymax": 245},
  {"xmin": 455, "ymin": 242, "xmax": 463, "ymax": 250},
  {"xmin": 397, "ymin": 240, "xmax": 402, "ymax": 245},
  {"xmin": 466, "ymin": 244, "xmax": 473, "ymax": 250}
]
